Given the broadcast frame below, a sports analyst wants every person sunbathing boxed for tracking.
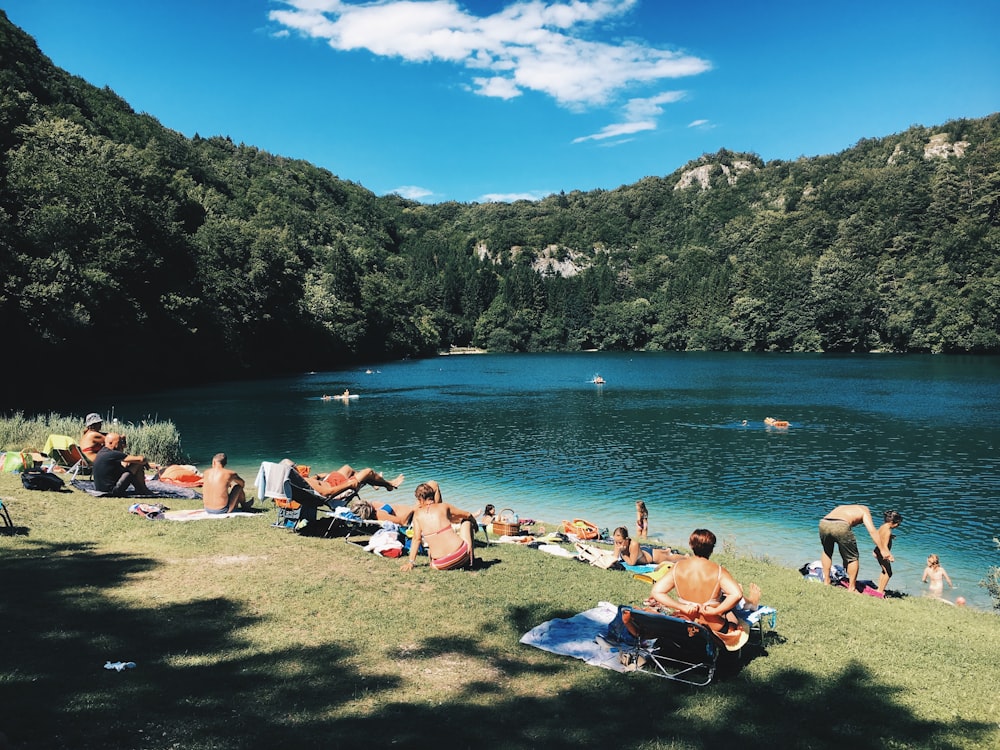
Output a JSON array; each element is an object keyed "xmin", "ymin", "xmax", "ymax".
[
  {"xmin": 280, "ymin": 459, "xmax": 403, "ymax": 498},
  {"xmin": 613, "ymin": 527, "xmax": 685, "ymax": 566},
  {"xmin": 472, "ymin": 503, "xmax": 496, "ymax": 539},
  {"xmin": 400, "ymin": 482, "xmax": 477, "ymax": 571},
  {"xmin": 643, "ymin": 528, "xmax": 749, "ymax": 651},
  {"xmin": 348, "ymin": 498, "xmax": 416, "ymax": 525},
  {"xmin": 201, "ymin": 453, "xmax": 250, "ymax": 514},
  {"xmin": 79, "ymin": 412, "xmax": 106, "ymax": 463}
]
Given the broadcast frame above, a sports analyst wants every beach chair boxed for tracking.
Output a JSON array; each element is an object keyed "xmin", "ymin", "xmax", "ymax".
[
  {"xmin": 734, "ymin": 603, "xmax": 778, "ymax": 646},
  {"xmin": 41, "ymin": 434, "xmax": 91, "ymax": 479},
  {"xmin": 0, "ymin": 496, "xmax": 14, "ymax": 532},
  {"xmin": 254, "ymin": 461, "xmax": 359, "ymax": 533},
  {"xmin": 606, "ymin": 605, "xmax": 720, "ymax": 685}
]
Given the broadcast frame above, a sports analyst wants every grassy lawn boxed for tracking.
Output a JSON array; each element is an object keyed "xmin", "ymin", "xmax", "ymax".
[{"xmin": 1, "ymin": 474, "xmax": 998, "ymax": 750}]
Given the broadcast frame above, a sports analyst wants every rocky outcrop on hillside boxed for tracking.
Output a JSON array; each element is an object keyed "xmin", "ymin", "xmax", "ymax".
[
  {"xmin": 674, "ymin": 159, "xmax": 756, "ymax": 191},
  {"xmin": 923, "ymin": 132, "xmax": 969, "ymax": 160}
]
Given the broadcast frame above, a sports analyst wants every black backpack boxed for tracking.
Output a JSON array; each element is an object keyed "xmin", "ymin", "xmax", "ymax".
[{"xmin": 21, "ymin": 470, "xmax": 65, "ymax": 492}]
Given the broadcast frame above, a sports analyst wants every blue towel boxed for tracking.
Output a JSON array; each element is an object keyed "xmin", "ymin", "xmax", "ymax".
[{"xmin": 619, "ymin": 561, "xmax": 658, "ymax": 575}]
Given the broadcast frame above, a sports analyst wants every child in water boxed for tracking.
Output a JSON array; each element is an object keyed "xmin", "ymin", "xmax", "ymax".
[
  {"xmin": 873, "ymin": 510, "xmax": 902, "ymax": 593},
  {"xmin": 635, "ymin": 500, "xmax": 649, "ymax": 540},
  {"xmin": 921, "ymin": 554, "xmax": 955, "ymax": 599}
]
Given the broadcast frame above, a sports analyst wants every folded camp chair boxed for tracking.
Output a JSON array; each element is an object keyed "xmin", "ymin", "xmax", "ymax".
[
  {"xmin": 254, "ymin": 461, "xmax": 359, "ymax": 533},
  {"xmin": 605, "ymin": 605, "xmax": 721, "ymax": 685},
  {"xmin": 42, "ymin": 434, "xmax": 92, "ymax": 479}
]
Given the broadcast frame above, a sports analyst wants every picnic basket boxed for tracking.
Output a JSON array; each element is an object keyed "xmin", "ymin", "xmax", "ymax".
[{"xmin": 493, "ymin": 508, "xmax": 521, "ymax": 536}]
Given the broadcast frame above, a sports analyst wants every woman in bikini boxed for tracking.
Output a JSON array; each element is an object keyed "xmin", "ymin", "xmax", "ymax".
[
  {"xmin": 613, "ymin": 527, "xmax": 684, "ymax": 566},
  {"xmin": 400, "ymin": 482, "xmax": 477, "ymax": 572},
  {"xmin": 644, "ymin": 528, "xmax": 749, "ymax": 651}
]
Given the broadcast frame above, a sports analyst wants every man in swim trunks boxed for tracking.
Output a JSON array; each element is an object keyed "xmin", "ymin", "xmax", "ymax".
[
  {"xmin": 400, "ymin": 482, "xmax": 477, "ymax": 572},
  {"xmin": 819, "ymin": 504, "xmax": 893, "ymax": 593},
  {"xmin": 202, "ymin": 453, "xmax": 250, "ymax": 514}
]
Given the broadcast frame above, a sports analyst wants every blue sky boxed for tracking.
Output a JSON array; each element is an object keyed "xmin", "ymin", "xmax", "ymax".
[{"xmin": 5, "ymin": 0, "xmax": 998, "ymax": 203}]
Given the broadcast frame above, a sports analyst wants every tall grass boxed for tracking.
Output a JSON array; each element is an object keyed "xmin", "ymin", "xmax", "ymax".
[{"xmin": 0, "ymin": 412, "xmax": 187, "ymax": 465}]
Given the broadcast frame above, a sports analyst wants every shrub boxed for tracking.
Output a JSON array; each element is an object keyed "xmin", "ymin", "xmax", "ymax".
[
  {"xmin": 980, "ymin": 537, "xmax": 1000, "ymax": 612},
  {"xmin": 0, "ymin": 412, "xmax": 187, "ymax": 466}
]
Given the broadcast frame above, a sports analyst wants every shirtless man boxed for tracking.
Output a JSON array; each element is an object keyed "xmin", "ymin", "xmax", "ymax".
[
  {"xmin": 819, "ymin": 504, "xmax": 893, "ymax": 592},
  {"xmin": 202, "ymin": 453, "xmax": 249, "ymax": 514},
  {"xmin": 79, "ymin": 413, "xmax": 106, "ymax": 463}
]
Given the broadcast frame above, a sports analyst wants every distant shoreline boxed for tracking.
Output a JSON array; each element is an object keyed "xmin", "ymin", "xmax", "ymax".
[{"xmin": 440, "ymin": 346, "xmax": 487, "ymax": 355}]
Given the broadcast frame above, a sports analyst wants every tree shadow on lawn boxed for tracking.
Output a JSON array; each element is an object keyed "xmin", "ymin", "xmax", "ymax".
[
  {"xmin": 0, "ymin": 540, "xmax": 389, "ymax": 749},
  {"xmin": 0, "ymin": 545, "xmax": 991, "ymax": 750}
]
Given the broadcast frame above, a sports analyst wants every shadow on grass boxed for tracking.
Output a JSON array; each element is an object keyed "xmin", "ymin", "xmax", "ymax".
[{"xmin": 0, "ymin": 543, "xmax": 991, "ymax": 750}]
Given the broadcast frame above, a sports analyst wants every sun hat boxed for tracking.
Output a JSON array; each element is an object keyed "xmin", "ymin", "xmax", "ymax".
[{"xmin": 85, "ymin": 413, "xmax": 103, "ymax": 427}]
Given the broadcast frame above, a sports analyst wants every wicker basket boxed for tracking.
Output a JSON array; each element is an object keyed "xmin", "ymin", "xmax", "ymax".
[{"xmin": 492, "ymin": 508, "xmax": 521, "ymax": 536}]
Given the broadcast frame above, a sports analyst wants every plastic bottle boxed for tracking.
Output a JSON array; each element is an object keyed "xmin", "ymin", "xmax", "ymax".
[{"xmin": 104, "ymin": 661, "xmax": 136, "ymax": 671}]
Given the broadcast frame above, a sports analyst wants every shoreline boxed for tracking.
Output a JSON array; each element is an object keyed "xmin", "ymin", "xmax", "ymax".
[
  {"xmin": 439, "ymin": 346, "xmax": 488, "ymax": 355},
  {"xmin": 221, "ymin": 461, "xmax": 996, "ymax": 612}
]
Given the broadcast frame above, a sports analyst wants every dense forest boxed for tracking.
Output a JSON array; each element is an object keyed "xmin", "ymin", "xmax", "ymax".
[{"xmin": 1, "ymin": 11, "xmax": 998, "ymax": 402}]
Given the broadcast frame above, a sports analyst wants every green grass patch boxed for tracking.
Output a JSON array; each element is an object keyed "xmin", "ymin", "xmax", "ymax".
[{"xmin": 1, "ymin": 472, "xmax": 998, "ymax": 749}]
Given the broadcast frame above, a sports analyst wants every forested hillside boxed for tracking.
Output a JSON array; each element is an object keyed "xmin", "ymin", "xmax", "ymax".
[{"xmin": 1, "ymin": 10, "xmax": 997, "ymax": 402}]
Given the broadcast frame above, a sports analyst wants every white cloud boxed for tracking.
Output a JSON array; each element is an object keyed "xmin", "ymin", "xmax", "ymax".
[
  {"xmin": 388, "ymin": 185, "xmax": 435, "ymax": 200},
  {"xmin": 477, "ymin": 191, "xmax": 549, "ymax": 203},
  {"xmin": 573, "ymin": 119, "xmax": 654, "ymax": 143},
  {"xmin": 471, "ymin": 76, "xmax": 522, "ymax": 100},
  {"xmin": 688, "ymin": 119, "xmax": 714, "ymax": 129},
  {"xmin": 573, "ymin": 90, "xmax": 685, "ymax": 143},
  {"xmin": 269, "ymin": 0, "xmax": 711, "ymax": 108}
]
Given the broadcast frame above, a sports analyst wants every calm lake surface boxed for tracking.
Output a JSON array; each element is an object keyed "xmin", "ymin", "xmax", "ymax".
[{"xmin": 61, "ymin": 352, "xmax": 1000, "ymax": 609}]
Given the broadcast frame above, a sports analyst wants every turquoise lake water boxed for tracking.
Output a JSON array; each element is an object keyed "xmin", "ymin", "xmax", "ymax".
[{"xmin": 60, "ymin": 352, "xmax": 1000, "ymax": 609}]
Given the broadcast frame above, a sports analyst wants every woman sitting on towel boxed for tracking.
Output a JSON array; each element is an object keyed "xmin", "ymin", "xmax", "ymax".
[
  {"xmin": 401, "ymin": 482, "xmax": 477, "ymax": 572},
  {"xmin": 613, "ymin": 527, "xmax": 685, "ymax": 566},
  {"xmin": 644, "ymin": 528, "xmax": 749, "ymax": 651}
]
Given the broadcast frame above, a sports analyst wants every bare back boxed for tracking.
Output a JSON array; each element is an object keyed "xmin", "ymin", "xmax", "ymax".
[
  {"xmin": 202, "ymin": 466, "xmax": 241, "ymax": 510},
  {"xmin": 826, "ymin": 504, "xmax": 871, "ymax": 526},
  {"xmin": 79, "ymin": 429, "xmax": 104, "ymax": 462},
  {"xmin": 412, "ymin": 502, "xmax": 464, "ymax": 559},
  {"xmin": 671, "ymin": 557, "xmax": 725, "ymax": 605}
]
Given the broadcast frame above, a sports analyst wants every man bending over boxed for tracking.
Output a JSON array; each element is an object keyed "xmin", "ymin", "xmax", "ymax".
[{"xmin": 819, "ymin": 503, "xmax": 893, "ymax": 593}]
